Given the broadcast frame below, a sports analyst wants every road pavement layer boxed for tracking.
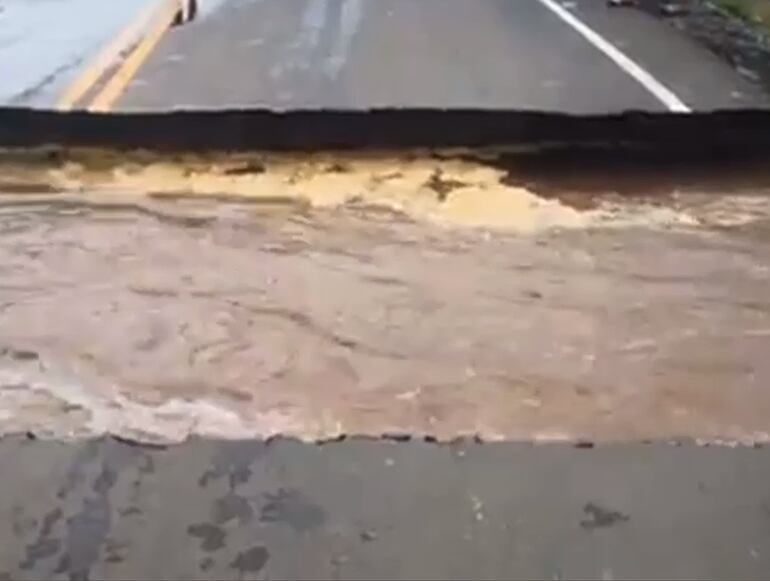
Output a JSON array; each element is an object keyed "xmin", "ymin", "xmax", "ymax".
[
  {"xmin": 116, "ymin": 0, "xmax": 769, "ymax": 112},
  {"xmin": 0, "ymin": 0, "xmax": 157, "ymax": 108},
  {"xmin": 1, "ymin": 436, "xmax": 769, "ymax": 580},
  {"xmin": 3, "ymin": 0, "xmax": 768, "ymax": 111}
]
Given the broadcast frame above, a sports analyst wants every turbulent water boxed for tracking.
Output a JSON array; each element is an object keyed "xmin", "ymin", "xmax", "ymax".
[{"xmin": 1, "ymin": 149, "xmax": 769, "ymax": 443}]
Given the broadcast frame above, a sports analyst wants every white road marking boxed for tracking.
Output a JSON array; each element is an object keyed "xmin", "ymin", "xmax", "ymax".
[
  {"xmin": 537, "ymin": 0, "xmax": 691, "ymax": 113},
  {"xmin": 324, "ymin": 0, "xmax": 364, "ymax": 79},
  {"xmin": 271, "ymin": 0, "xmax": 329, "ymax": 79}
]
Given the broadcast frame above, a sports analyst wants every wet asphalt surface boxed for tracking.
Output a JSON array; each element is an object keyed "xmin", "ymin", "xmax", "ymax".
[
  {"xmin": 116, "ymin": 0, "xmax": 769, "ymax": 112},
  {"xmin": 0, "ymin": 0, "xmax": 156, "ymax": 107},
  {"xmin": 2, "ymin": 436, "xmax": 770, "ymax": 580},
  {"xmin": 2, "ymin": 0, "xmax": 768, "ymax": 111}
]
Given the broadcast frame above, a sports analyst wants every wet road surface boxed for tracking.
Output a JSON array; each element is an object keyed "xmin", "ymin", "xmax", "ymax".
[
  {"xmin": 0, "ymin": 0, "xmax": 156, "ymax": 107},
  {"xmin": 3, "ymin": 0, "xmax": 769, "ymax": 111},
  {"xmin": 117, "ymin": 0, "xmax": 767, "ymax": 112},
  {"xmin": 118, "ymin": 0, "xmax": 662, "ymax": 112},
  {"xmin": 2, "ymin": 436, "xmax": 770, "ymax": 580}
]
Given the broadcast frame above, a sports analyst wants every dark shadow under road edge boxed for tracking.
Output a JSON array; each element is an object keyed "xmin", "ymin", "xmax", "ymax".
[
  {"xmin": 4, "ymin": 107, "xmax": 770, "ymax": 154},
  {"xmin": 3, "ymin": 434, "xmax": 770, "ymax": 580}
]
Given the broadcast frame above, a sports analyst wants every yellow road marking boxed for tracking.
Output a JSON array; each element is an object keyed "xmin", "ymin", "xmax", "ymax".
[
  {"xmin": 55, "ymin": 1, "xmax": 164, "ymax": 111},
  {"xmin": 89, "ymin": 0, "xmax": 179, "ymax": 113}
]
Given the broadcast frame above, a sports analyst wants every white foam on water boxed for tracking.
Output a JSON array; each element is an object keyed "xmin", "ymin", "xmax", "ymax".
[{"xmin": 0, "ymin": 365, "xmax": 301, "ymax": 443}]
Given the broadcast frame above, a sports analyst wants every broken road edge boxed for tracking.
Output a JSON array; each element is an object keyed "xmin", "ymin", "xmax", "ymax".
[{"xmin": 4, "ymin": 107, "xmax": 770, "ymax": 155}]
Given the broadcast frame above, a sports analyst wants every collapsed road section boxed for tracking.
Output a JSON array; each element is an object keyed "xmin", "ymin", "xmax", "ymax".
[
  {"xmin": 1, "ymin": 135, "xmax": 770, "ymax": 445},
  {"xmin": 0, "ymin": 118, "xmax": 769, "ymax": 578}
]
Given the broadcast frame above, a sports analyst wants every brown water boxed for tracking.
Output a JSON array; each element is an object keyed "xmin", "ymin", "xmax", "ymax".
[{"xmin": 1, "ymin": 149, "xmax": 770, "ymax": 443}]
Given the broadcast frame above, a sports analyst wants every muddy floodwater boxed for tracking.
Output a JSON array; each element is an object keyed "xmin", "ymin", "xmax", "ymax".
[{"xmin": 1, "ymin": 149, "xmax": 770, "ymax": 443}]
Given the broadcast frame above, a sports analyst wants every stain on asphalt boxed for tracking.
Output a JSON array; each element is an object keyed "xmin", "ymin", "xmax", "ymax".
[
  {"xmin": 52, "ymin": 442, "xmax": 142, "ymax": 579},
  {"xmin": 138, "ymin": 454, "xmax": 155, "ymax": 475},
  {"xmin": 56, "ymin": 441, "xmax": 100, "ymax": 500},
  {"xmin": 104, "ymin": 539, "xmax": 126, "ymax": 564},
  {"xmin": 231, "ymin": 545, "xmax": 270, "ymax": 575},
  {"xmin": 94, "ymin": 466, "xmax": 117, "ymax": 495},
  {"xmin": 760, "ymin": 502, "xmax": 770, "ymax": 522},
  {"xmin": 198, "ymin": 441, "xmax": 265, "ymax": 488},
  {"xmin": 260, "ymin": 488, "xmax": 326, "ymax": 532},
  {"xmin": 119, "ymin": 507, "xmax": 141, "ymax": 517},
  {"xmin": 200, "ymin": 557, "xmax": 215, "ymax": 571},
  {"xmin": 212, "ymin": 492, "xmax": 254, "ymax": 526},
  {"xmin": 20, "ymin": 507, "xmax": 63, "ymax": 570},
  {"xmin": 580, "ymin": 502, "xmax": 630, "ymax": 530},
  {"xmin": 187, "ymin": 523, "xmax": 226, "ymax": 552},
  {"xmin": 42, "ymin": 509, "xmax": 64, "ymax": 536},
  {"xmin": 11, "ymin": 506, "xmax": 36, "ymax": 536},
  {"xmin": 19, "ymin": 538, "xmax": 60, "ymax": 571},
  {"xmin": 55, "ymin": 465, "xmax": 117, "ymax": 579}
]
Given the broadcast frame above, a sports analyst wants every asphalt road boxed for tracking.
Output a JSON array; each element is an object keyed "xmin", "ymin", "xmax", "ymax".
[
  {"xmin": 0, "ymin": 0, "xmax": 157, "ymax": 108},
  {"xmin": 2, "ymin": 436, "xmax": 770, "ymax": 581},
  {"xmin": 3, "ymin": 0, "xmax": 769, "ymax": 112},
  {"xmin": 115, "ymin": 0, "xmax": 769, "ymax": 112}
]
